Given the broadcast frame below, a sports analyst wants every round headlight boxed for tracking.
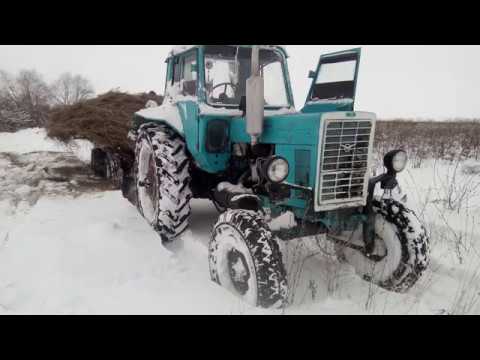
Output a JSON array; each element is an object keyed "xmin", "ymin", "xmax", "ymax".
[
  {"xmin": 384, "ymin": 150, "xmax": 407, "ymax": 174},
  {"xmin": 265, "ymin": 156, "xmax": 289, "ymax": 183}
]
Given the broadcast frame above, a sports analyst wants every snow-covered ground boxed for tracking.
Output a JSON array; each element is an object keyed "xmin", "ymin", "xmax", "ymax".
[
  {"xmin": 0, "ymin": 128, "xmax": 93, "ymax": 162},
  {"xmin": 1, "ymin": 128, "xmax": 479, "ymax": 314}
]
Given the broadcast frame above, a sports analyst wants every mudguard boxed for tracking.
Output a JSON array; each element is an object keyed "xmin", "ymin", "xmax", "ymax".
[{"xmin": 134, "ymin": 101, "xmax": 184, "ymax": 135}]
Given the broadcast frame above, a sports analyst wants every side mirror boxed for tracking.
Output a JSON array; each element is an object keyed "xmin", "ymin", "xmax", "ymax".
[{"xmin": 308, "ymin": 70, "xmax": 316, "ymax": 79}]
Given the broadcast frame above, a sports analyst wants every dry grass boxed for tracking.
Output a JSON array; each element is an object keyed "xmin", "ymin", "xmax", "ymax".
[
  {"xmin": 375, "ymin": 119, "xmax": 480, "ymax": 165},
  {"xmin": 45, "ymin": 91, "xmax": 163, "ymax": 152}
]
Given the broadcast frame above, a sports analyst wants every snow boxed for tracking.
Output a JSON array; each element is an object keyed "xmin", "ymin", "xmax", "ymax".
[
  {"xmin": 265, "ymin": 107, "xmax": 298, "ymax": 116},
  {"xmin": 135, "ymin": 103, "xmax": 184, "ymax": 134},
  {"xmin": 199, "ymin": 103, "xmax": 297, "ymax": 117},
  {"xmin": 0, "ymin": 128, "xmax": 93, "ymax": 163},
  {"xmin": 306, "ymin": 99, "xmax": 354, "ymax": 105},
  {"xmin": 268, "ymin": 211, "xmax": 296, "ymax": 231},
  {"xmin": 0, "ymin": 193, "xmax": 248, "ymax": 314},
  {"xmin": 0, "ymin": 128, "xmax": 66, "ymax": 154},
  {"xmin": 198, "ymin": 103, "xmax": 243, "ymax": 117},
  {"xmin": 170, "ymin": 45, "xmax": 195, "ymax": 56},
  {"xmin": 1, "ymin": 128, "xmax": 480, "ymax": 314}
]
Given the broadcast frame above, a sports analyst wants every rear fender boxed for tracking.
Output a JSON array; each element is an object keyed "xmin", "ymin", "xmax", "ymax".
[
  {"xmin": 131, "ymin": 101, "xmax": 199, "ymax": 160},
  {"xmin": 133, "ymin": 101, "xmax": 189, "ymax": 138}
]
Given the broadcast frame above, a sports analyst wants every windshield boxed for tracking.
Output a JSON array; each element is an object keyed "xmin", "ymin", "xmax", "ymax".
[{"xmin": 204, "ymin": 46, "xmax": 290, "ymax": 108}]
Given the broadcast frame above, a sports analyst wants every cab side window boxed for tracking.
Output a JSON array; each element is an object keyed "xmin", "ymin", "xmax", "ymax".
[
  {"xmin": 171, "ymin": 51, "xmax": 198, "ymax": 97},
  {"xmin": 172, "ymin": 57, "xmax": 182, "ymax": 84},
  {"xmin": 181, "ymin": 52, "xmax": 198, "ymax": 96}
]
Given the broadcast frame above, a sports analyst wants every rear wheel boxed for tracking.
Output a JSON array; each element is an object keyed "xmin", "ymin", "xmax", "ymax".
[
  {"xmin": 134, "ymin": 124, "xmax": 192, "ymax": 242},
  {"xmin": 209, "ymin": 209, "xmax": 288, "ymax": 308},
  {"xmin": 340, "ymin": 198, "xmax": 430, "ymax": 293}
]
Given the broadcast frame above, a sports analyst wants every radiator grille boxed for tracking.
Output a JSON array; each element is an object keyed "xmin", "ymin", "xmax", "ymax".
[{"xmin": 318, "ymin": 119, "xmax": 373, "ymax": 204}]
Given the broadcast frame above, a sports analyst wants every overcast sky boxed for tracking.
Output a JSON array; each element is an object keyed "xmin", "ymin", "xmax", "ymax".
[{"xmin": 1, "ymin": 45, "xmax": 479, "ymax": 119}]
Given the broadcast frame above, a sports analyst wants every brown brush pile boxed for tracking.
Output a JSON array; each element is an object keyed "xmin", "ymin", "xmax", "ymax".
[{"xmin": 46, "ymin": 91, "xmax": 163, "ymax": 152}]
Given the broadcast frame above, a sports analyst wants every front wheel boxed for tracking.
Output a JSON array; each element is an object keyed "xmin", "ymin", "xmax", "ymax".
[
  {"xmin": 340, "ymin": 198, "xmax": 430, "ymax": 293},
  {"xmin": 209, "ymin": 210, "xmax": 288, "ymax": 309}
]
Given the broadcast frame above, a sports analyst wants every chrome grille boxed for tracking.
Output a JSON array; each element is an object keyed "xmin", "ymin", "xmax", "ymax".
[{"xmin": 318, "ymin": 119, "xmax": 373, "ymax": 204}]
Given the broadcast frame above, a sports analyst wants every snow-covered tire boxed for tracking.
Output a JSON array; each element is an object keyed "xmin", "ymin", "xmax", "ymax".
[
  {"xmin": 134, "ymin": 124, "xmax": 192, "ymax": 242},
  {"xmin": 341, "ymin": 198, "xmax": 430, "ymax": 293},
  {"xmin": 209, "ymin": 209, "xmax": 288, "ymax": 309}
]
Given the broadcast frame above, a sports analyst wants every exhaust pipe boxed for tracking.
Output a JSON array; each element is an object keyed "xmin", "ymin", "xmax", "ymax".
[{"xmin": 246, "ymin": 45, "xmax": 264, "ymax": 146}]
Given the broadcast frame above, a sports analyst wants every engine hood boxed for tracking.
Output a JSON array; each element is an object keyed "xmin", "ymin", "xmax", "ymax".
[{"xmin": 229, "ymin": 112, "xmax": 321, "ymax": 145}]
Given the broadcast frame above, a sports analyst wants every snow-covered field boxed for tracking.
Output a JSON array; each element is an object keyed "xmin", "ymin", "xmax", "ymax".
[{"xmin": 1, "ymin": 128, "xmax": 479, "ymax": 314}]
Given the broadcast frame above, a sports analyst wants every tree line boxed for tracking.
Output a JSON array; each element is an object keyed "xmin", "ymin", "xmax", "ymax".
[{"xmin": 0, "ymin": 69, "xmax": 94, "ymax": 131}]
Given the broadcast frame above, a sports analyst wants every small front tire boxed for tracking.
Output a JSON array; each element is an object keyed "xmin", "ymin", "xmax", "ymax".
[
  {"xmin": 209, "ymin": 209, "xmax": 288, "ymax": 309},
  {"xmin": 341, "ymin": 198, "xmax": 430, "ymax": 293}
]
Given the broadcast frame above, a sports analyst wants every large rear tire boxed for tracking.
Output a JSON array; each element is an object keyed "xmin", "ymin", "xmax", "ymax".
[
  {"xmin": 340, "ymin": 198, "xmax": 430, "ymax": 293},
  {"xmin": 209, "ymin": 209, "xmax": 288, "ymax": 308},
  {"xmin": 134, "ymin": 124, "xmax": 192, "ymax": 242}
]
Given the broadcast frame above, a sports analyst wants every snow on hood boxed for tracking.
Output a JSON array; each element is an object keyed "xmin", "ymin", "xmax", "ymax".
[
  {"xmin": 198, "ymin": 104, "xmax": 243, "ymax": 117},
  {"xmin": 164, "ymin": 82, "xmax": 297, "ymax": 117},
  {"xmin": 264, "ymin": 107, "xmax": 297, "ymax": 116},
  {"xmin": 199, "ymin": 103, "xmax": 297, "ymax": 117}
]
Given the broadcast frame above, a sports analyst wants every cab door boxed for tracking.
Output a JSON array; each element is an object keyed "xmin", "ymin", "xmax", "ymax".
[{"xmin": 304, "ymin": 48, "xmax": 361, "ymax": 112}]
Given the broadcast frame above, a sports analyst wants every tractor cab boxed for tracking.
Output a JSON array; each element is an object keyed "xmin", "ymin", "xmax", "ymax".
[
  {"xmin": 166, "ymin": 45, "xmax": 362, "ymax": 116},
  {"xmin": 165, "ymin": 45, "xmax": 294, "ymax": 110}
]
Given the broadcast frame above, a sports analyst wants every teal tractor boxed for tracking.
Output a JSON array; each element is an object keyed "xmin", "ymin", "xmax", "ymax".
[{"xmin": 110, "ymin": 45, "xmax": 429, "ymax": 308}]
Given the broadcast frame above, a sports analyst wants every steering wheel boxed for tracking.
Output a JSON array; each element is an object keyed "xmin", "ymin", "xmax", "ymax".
[{"xmin": 210, "ymin": 82, "xmax": 238, "ymax": 101}]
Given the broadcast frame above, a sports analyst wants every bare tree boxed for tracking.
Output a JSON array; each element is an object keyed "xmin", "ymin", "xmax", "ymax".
[
  {"xmin": 8, "ymin": 70, "xmax": 51, "ymax": 107},
  {"xmin": 50, "ymin": 72, "xmax": 94, "ymax": 106},
  {"xmin": 0, "ymin": 69, "xmax": 51, "ymax": 129},
  {"xmin": 0, "ymin": 70, "xmax": 17, "ymax": 107}
]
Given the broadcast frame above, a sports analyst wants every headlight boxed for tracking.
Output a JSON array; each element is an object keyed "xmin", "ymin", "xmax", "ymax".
[
  {"xmin": 265, "ymin": 156, "xmax": 289, "ymax": 183},
  {"xmin": 384, "ymin": 150, "xmax": 407, "ymax": 174}
]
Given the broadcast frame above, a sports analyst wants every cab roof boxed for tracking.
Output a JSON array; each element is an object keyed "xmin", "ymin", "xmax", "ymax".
[{"xmin": 168, "ymin": 45, "xmax": 288, "ymax": 58}]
